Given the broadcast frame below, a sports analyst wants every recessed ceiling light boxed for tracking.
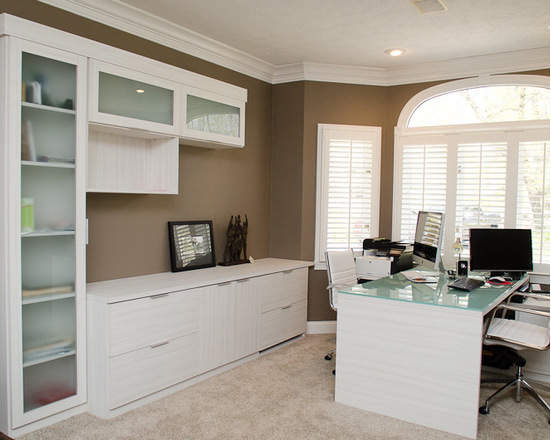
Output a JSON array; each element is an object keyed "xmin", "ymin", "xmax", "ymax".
[
  {"xmin": 385, "ymin": 48, "xmax": 406, "ymax": 57},
  {"xmin": 136, "ymin": 89, "xmax": 145, "ymax": 94}
]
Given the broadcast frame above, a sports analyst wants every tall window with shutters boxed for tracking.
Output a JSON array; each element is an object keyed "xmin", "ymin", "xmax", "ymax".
[
  {"xmin": 315, "ymin": 124, "xmax": 381, "ymax": 269},
  {"xmin": 393, "ymin": 76, "xmax": 550, "ymax": 274}
]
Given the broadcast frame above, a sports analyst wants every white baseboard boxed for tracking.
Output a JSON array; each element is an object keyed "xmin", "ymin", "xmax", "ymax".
[{"xmin": 307, "ymin": 320, "xmax": 336, "ymax": 334}]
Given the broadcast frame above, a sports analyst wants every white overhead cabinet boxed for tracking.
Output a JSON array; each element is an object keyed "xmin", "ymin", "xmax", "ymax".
[
  {"xmin": 0, "ymin": 37, "xmax": 87, "ymax": 437},
  {"xmin": 181, "ymin": 86, "xmax": 245, "ymax": 148},
  {"xmin": 88, "ymin": 60, "xmax": 179, "ymax": 135},
  {"xmin": 87, "ymin": 60, "xmax": 179, "ymax": 194}
]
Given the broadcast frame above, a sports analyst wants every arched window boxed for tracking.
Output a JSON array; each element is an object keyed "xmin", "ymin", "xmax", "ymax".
[{"xmin": 393, "ymin": 75, "xmax": 550, "ymax": 274}]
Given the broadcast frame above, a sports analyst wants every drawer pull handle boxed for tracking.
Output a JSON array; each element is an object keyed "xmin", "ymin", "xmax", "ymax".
[
  {"xmin": 281, "ymin": 304, "xmax": 293, "ymax": 310},
  {"xmin": 237, "ymin": 279, "xmax": 250, "ymax": 283},
  {"xmin": 217, "ymin": 282, "xmax": 232, "ymax": 287},
  {"xmin": 282, "ymin": 270, "xmax": 293, "ymax": 275},
  {"xmin": 150, "ymin": 293, "xmax": 169, "ymax": 299},
  {"xmin": 150, "ymin": 341, "xmax": 170, "ymax": 349}
]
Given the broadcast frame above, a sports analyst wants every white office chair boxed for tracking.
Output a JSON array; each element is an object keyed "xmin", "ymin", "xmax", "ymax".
[
  {"xmin": 479, "ymin": 292, "xmax": 550, "ymax": 417},
  {"xmin": 324, "ymin": 249, "xmax": 358, "ymax": 365}
]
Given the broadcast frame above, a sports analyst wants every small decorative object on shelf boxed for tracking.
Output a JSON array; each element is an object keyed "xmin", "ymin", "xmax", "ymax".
[
  {"xmin": 21, "ymin": 198, "xmax": 34, "ymax": 232},
  {"xmin": 220, "ymin": 214, "xmax": 249, "ymax": 266}
]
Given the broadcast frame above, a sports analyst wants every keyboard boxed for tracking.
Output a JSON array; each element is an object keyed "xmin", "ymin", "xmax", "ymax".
[{"xmin": 448, "ymin": 277, "xmax": 485, "ymax": 292}]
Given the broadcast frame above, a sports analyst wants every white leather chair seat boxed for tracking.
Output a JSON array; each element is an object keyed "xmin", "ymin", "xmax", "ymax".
[{"xmin": 486, "ymin": 317, "xmax": 549, "ymax": 350}]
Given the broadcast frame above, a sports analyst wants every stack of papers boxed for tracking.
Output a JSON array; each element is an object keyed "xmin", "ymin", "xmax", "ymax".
[{"xmin": 402, "ymin": 270, "xmax": 440, "ymax": 283}]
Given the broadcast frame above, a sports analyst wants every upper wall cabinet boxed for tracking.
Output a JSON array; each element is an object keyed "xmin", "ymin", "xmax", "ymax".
[
  {"xmin": 88, "ymin": 60, "xmax": 180, "ymax": 136},
  {"xmin": 180, "ymin": 86, "xmax": 246, "ymax": 148}
]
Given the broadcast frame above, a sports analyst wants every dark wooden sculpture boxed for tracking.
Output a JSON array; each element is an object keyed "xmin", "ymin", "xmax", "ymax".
[{"xmin": 220, "ymin": 214, "xmax": 249, "ymax": 266}]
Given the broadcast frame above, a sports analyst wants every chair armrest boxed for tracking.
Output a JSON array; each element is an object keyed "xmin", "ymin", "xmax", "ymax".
[
  {"xmin": 508, "ymin": 292, "xmax": 550, "ymax": 301},
  {"xmin": 495, "ymin": 304, "xmax": 550, "ymax": 318}
]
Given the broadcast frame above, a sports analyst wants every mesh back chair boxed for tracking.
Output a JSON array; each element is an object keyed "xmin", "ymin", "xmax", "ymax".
[
  {"xmin": 479, "ymin": 292, "xmax": 550, "ymax": 417},
  {"xmin": 324, "ymin": 249, "xmax": 358, "ymax": 365}
]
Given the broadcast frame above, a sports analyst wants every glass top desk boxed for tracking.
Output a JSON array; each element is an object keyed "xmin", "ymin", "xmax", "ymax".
[{"xmin": 335, "ymin": 270, "xmax": 528, "ymax": 439}]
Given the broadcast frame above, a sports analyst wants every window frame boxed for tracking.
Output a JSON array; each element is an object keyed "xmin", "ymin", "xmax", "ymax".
[
  {"xmin": 315, "ymin": 124, "xmax": 382, "ymax": 270},
  {"xmin": 393, "ymin": 75, "xmax": 550, "ymax": 275}
]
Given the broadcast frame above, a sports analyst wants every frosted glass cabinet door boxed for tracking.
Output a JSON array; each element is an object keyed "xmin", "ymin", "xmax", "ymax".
[
  {"xmin": 88, "ymin": 60, "xmax": 179, "ymax": 135},
  {"xmin": 181, "ymin": 87, "xmax": 245, "ymax": 148},
  {"xmin": 5, "ymin": 38, "xmax": 87, "ymax": 431}
]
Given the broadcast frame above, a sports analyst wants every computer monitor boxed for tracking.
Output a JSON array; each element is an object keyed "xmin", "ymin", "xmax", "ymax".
[
  {"xmin": 469, "ymin": 228, "xmax": 533, "ymax": 278},
  {"xmin": 412, "ymin": 211, "xmax": 445, "ymax": 271}
]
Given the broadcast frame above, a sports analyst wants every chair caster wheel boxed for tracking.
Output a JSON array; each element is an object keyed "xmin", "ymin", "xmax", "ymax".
[
  {"xmin": 332, "ymin": 369, "xmax": 336, "ymax": 375},
  {"xmin": 479, "ymin": 406, "xmax": 490, "ymax": 415},
  {"xmin": 325, "ymin": 354, "xmax": 333, "ymax": 360}
]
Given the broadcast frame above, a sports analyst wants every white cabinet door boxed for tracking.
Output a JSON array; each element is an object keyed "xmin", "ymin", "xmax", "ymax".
[
  {"xmin": 200, "ymin": 279, "xmax": 259, "ymax": 371},
  {"xmin": 260, "ymin": 268, "xmax": 308, "ymax": 313},
  {"xmin": 2, "ymin": 38, "xmax": 87, "ymax": 430},
  {"xmin": 180, "ymin": 86, "xmax": 245, "ymax": 148},
  {"xmin": 88, "ymin": 59, "xmax": 180, "ymax": 135},
  {"xmin": 108, "ymin": 290, "xmax": 199, "ymax": 356}
]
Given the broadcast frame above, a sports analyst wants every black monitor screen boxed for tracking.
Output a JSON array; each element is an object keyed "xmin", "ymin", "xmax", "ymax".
[{"xmin": 469, "ymin": 228, "xmax": 533, "ymax": 276}]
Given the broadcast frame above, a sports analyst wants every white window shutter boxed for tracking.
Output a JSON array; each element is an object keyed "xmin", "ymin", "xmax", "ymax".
[{"xmin": 315, "ymin": 125, "xmax": 381, "ymax": 269}]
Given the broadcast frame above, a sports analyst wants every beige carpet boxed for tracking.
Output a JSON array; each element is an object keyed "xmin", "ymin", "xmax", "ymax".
[{"xmin": 21, "ymin": 334, "xmax": 550, "ymax": 440}]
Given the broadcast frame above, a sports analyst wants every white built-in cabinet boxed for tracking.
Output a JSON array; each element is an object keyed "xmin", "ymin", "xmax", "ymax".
[
  {"xmin": 88, "ymin": 60, "xmax": 180, "ymax": 135},
  {"xmin": 0, "ymin": 13, "xmax": 250, "ymax": 436},
  {"xmin": 86, "ymin": 259, "xmax": 311, "ymax": 419},
  {"xmin": 0, "ymin": 36, "xmax": 87, "ymax": 437},
  {"xmin": 87, "ymin": 60, "xmax": 181, "ymax": 194},
  {"xmin": 181, "ymin": 86, "xmax": 246, "ymax": 148}
]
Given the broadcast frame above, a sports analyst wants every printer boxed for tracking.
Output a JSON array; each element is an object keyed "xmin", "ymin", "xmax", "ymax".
[{"xmin": 356, "ymin": 238, "xmax": 413, "ymax": 281}]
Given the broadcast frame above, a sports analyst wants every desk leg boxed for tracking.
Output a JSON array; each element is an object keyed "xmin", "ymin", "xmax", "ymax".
[{"xmin": 335, "ymin": 294, "xmax": 482, "ymax": 439}]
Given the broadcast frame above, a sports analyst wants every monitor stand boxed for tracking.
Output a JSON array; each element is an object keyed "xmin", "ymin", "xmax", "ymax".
[{"xmin": 489, "ymin": 271, "xmax": 525, "ymax": 280}]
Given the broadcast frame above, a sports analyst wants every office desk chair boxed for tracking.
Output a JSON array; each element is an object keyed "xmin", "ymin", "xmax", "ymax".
[
  {"xmin": 479, "ymin": 293, "xmax": 550, "ymax": 418},
  {"xmin": 324, "ymin": 249, "xmax": 358, "ymax": 370}
]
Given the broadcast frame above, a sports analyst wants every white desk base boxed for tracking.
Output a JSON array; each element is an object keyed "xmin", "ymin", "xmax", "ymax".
[{"xmin": 335, "ymin": 293, "xmax": 483, "ymax": 439}]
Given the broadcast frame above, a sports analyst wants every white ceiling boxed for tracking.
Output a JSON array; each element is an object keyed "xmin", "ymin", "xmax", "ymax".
[
  {"xmin": 121, "ymin": 0, "xmax": 549, "ymax": 68},
  {"xmin": 40, "ymin": 0, "xmax": 550, "ymax": 84}
]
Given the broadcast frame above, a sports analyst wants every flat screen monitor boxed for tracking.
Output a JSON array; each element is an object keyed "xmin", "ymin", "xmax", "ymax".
[
  {"xmin": 412, "ymin": 211, "xmax": 445, "ymax": 271},
  {"xmin": 469, "ymin": 228, "xmax": 533, "ymax": 278}
]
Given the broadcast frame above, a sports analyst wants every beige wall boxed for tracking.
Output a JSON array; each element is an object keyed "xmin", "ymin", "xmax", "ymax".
[{"xmin": 3, "ymin": 1, "xmax": 549, "ymax": 320}]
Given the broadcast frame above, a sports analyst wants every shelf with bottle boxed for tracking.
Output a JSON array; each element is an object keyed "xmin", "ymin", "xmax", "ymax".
[{"xmin": 21, "ymin": 107, "xmax": 76, "ymax": 164}]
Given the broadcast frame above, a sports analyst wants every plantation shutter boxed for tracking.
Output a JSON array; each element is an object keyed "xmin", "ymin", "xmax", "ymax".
[
  {"xmin": 455, "ymin": 142, "xmax": 507, "ymax": 253},
  {"xmin": 399, "ymin": 143, "xmax": 447, "ymax": 242},
  {"xmin": 315, "ymin": 125, "xmax": 381, "ymax": 268},
  {"xmin": 327, "ymin": 138, "xmax": 373, "ymax": 250},
  {"xmin": 517, "ymin": 141, "xmax": 550, "ymax": 264}
]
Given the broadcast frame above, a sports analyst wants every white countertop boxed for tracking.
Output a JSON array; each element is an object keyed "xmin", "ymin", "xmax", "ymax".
[{"xmin": 87, "ymin": 258, "xmax": 313, "ymax": 303}]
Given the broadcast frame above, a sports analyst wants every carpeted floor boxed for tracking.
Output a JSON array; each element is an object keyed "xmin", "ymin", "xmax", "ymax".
[{"xmin": 19, "ymin": 334, "xmax": 550, "ymax": 439}]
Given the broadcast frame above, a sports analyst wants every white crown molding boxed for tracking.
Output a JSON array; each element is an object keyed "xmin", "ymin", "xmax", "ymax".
[
  {"xmin": 273, "ymin": 63, "xmax": 389, "ymax": 86},
  {"xmin": 37, "ymin": 0, "xmax": 276, "ymax": 83},
  {"xmin": 38, "ymin": 0, "xmax": 550, "ymax": 86}
]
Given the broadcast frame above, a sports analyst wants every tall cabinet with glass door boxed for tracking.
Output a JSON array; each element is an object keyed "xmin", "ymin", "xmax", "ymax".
[{"xmin": 0, "ymin": 36, "xmax": 87, "ymax": 435}]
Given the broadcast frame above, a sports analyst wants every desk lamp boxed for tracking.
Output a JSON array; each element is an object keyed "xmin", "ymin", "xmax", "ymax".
[{"xmin": 451, "ymin": 238, "xmax": 468, "ymax": 276}]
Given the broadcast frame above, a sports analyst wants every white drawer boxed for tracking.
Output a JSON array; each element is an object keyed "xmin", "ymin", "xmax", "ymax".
[
  {"xmin": 260, "ymin": 300, "xmax": 307, "ymax": 350},
  {"xmin": 109, "ymin": 332, "xmax": 199, "ymax": 409},
  {"xmin": 108, "ymin": 289, "xmax": 199, "ymax": 356},
  {"xmin": 259, "ymin": 268, "xmax": 308, "ymax": 313}
]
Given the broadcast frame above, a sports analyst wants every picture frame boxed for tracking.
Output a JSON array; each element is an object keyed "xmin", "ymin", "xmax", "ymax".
[{"xmin": 168, "ymin": 220, "xmax": 216, "ymax": 272}]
